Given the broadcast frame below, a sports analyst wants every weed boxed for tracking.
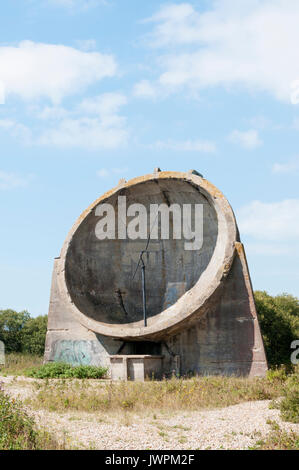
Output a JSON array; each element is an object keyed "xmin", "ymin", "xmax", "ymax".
[
  {"xmin": 252, "ymin": 421, "xmax": 299, "ymax": 450},
  {"xmin": 23, "ymin": 374, "xmax": 285, "ymax": 414},
  {"xmin": 25, "ymin": 362, "xmax": 108, "ymax": 379},
  {"xmin": 0, "ymin": 390, "xmax": 61, "ymax": 450},
  {"xmin": 0, "ymin": 353, "xmax": 43, "ymax": 375},
  {"xmin": 279, "ymin": 381, "xmax": 299, "ymax": 423}
]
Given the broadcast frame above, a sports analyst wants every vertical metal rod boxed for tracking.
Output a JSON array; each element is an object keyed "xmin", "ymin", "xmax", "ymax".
[{"xmin": 141, "ymin": 257, "xmax": 147, "ymax": 327}]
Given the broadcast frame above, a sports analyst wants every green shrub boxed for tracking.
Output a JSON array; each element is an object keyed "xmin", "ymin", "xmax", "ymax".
[
  {"xmin": 0, "ymin": 389, "xmax": 37, "ymax": 449},
  {"xmin": 0, "ymin": 387, "xmax": 59, "ymax": 450},
  {"xmin": 25, "ymin": 362, "xmax": 108, "ymax": 379},
  {"xmin": 279, "ymin": 372, "xmax": 299, "ymax": 423},
  {"xmin": 266, "ymin": 365, "xmax": 294, "ymax": 384},
  {"xmin": 0, "ymin": 310, "xmax": 30, "ymax": 353},
  {"xmin": 255, "ymin": 291, "xmax": 299, "ymax": 367},
  {"xmin": 0, "ymin": 310, "xmax": 47, "ymax": 355},
  {"xmin": 21, "ymin": 315, "xmax": 48, "ymax": 355},
  {"xmin": 280, "ymin": 388, "xmax": 299, "ymax": 423}
]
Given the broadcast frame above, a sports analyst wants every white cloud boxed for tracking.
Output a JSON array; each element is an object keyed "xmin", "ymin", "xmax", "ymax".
[
  {"xmin": 290, "ymin": 79, "xmax": 299, "ymax": 105},
  {"xmin": 0, "ymin": 119, "xmax": 16, "ymax": 130},
  {"xmin": 34, "ymin": 92, "xmax": 127, "ymax": 124},
  {"xmin": 97, "ymin": 167, "xmax": 128, "ymax": 178},
  {"xmin": 153, "ymin": 139, "xmax": 216, "ymax": 153},
  {"xmin": 0, "ymin": 170, "xmax": 33, "ymax": 190},
  {"xmin": 0, "ymin": 41, "xmax": 117, "ymax": 103},
  {"xmin": 144, "ymin": 1, "xmax": 299, "ymax": 102},
  {"xmin": 0, "ymin": 119, "xmax": 32, "ymax": 144},
  {"xmin": 79, "ymin": 92, "xmax": 127, "ymax": 119},
  {"xmin": 273, "ymin": 156, "xmax": 299, "ymax": 174},
  {"xmin": 237, "ymin": 199, "xmax": 299, "ymax": 242},
  {"xmin": 1, "ymin": 93, "xmax": 129, "ymax": 150},
  {"xmin": 0, "ymin": 81, "xmax": 5, "ymax": 104},
  {"xmin": 145, "ymin": 3, "xmax": 203, "ymax": 47},
  {"xmin": 37, "ymin": 116, "xmax": 128, "ymax": 149},
  {"xmin": 35, "ymin": 93, "xmax": 129, "ymax": 149},
  {"xmin": 35, "ymin": 106, "xmax": 70, "ymax": 120},
  {"xmin": 228, "ymin": 129, "xmax": 262, "ymax": 149},
  {"xmin": 133, "ymin": 80, "xmax": 158, "ymax": 99}
]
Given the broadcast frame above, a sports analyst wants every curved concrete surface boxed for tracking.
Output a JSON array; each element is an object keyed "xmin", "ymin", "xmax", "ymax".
[{"xmin": 56, "ymin": 171, "xmax": 238, "ymax": 340}]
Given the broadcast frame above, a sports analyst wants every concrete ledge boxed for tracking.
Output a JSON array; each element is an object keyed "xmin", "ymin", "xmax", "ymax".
[{"xmin": 109, "ymin": 355, "xmax": 164, "ymax": 381}]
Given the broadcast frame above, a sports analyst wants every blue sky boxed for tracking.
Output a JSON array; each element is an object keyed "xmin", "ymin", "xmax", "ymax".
[{"xmin": 0, "ymin": 0, "xmax": 299, "ymax": 316}]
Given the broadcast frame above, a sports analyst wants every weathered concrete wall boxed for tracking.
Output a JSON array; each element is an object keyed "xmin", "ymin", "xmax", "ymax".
[
  {"xmin": 44, "ymin": 258, "xmax": 123, "ymax": 370},
  {"xmin": 162, "ymin": 243, "xmax": 267, "ymax": 377},
  {"xmin": 45, "ymin": 243, "xmax": 267, "ymax": 378},
  {"xmin": 65, "ymin": 179, "xmax": 218, "ymax": 325},
  {"xmin": 45, "ymin": 171, "xmax": 268, "ymax": 378}
]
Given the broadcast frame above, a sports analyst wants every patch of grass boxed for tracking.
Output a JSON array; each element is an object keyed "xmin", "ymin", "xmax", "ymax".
[
  {"xmin": 158, "ymin": 431, "xmax": 168, "ymax": 439},
  {"xmin": 266, "ymin": 364, "xmax": 294, "ymax": 384},
  {"xmin": 279, "ymin": 374, "xmax": 299, "ymax": 423},
  {"xmin": 172, "ymin": 424, "xmax": 191, "ymax": 431},
  {"xmin": 24, "ymin": 374, "xmax": 284, "ymax": 414},
  {"xmin": 0, "ymin": 353, "xmax": 43, "ymax": 376},
  {"xmin": 0, "ymin": 388, "xmax": 61, "ymax": 450},
  {"xmin": 252, "ymin": 421, "xmax": 299, "ymax": 450},
  {"xmin": 25, "ymin": 362, "xmax": 108, "ymax": 379},
  {"xmin": 3, "ymin": 355, "xmax": 298, "ymax": 429},
  {"xmin": 267, "ymin": 367, "xmax": 299, "ymax": 423}
]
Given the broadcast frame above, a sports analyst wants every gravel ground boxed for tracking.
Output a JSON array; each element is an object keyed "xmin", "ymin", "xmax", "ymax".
[{"xmin": 1, "ymin": 375, "xmax": 298, "ymax": 450}]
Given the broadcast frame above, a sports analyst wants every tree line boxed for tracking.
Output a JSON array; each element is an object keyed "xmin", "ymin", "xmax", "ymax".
[
  {"xmin": 0, "ymin": 291, "xmax": 298, "ymax": 366},
  {"xmin": 0, "ymin": 310, "xmax": 47, "ymax": 356}
]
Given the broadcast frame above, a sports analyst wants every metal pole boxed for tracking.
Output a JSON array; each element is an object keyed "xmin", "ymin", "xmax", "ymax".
[{"xmin": 140, "ymin": 255, "xmax": 147, "ymax": 327}]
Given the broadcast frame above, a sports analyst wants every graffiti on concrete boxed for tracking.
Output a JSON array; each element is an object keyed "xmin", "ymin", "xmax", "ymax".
[{"xmin": 52, "ymin": 340, "xmax": 93, "ymax": 366}]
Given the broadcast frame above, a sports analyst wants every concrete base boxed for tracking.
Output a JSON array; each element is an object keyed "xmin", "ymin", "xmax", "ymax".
[
  {"xmin": 110, "ymin": 355, "xmax": 164, "ymax": 381},
  {"xmin": 44, "ymin": 242, "xmax": 268, "ymax": 378}
]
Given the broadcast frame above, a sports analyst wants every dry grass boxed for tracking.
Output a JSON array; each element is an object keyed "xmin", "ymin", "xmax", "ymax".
[
  {"xmin": 0, "ymin": 389, "xmax": 64, "ymax": 450},
  {"xmin": 24, "ymin": 375, "xmax": 284, "ymax": 414},
  {"xmin": 1, "ymin": 368, "xmax": 298, "ymax": 450},
  {"xmin": 252, "ymin": 420, "xmax": 299, "ymax": 450},
  {"xmin": 0, "ymin": 353, "xmax": 43, "ymax": 376}
]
